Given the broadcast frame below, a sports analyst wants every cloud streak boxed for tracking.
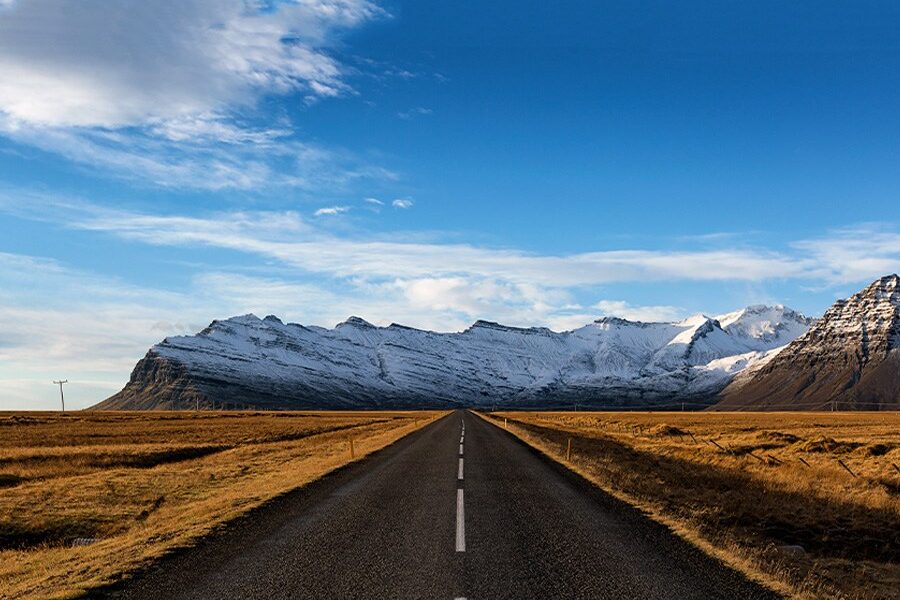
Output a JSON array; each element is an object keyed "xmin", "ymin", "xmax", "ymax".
[
  {"xmin": 8, "ymin": 196, "xmax": 900, "ymax": 291},
  {"xmin": 72, "ymin": 209, "xmax": 812, "ymax": 286},
  {"xmin": 314, "ymin": 205, "xmax": 350, "ymax": 216}
]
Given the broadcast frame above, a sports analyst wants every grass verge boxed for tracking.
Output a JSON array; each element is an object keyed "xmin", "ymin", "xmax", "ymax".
[
  {"xmin": 0, "ymin": 410, "xmax": 444, "ymax": 599},
  {"xmin": 480, "ymin": 411, "xmax": 900, "ymax": 600}
]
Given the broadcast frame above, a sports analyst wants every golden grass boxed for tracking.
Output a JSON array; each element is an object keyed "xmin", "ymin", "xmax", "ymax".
[
  {"xmin": 482, "ymin": 411, "xmax": 900, "ymax": 600},
  {"xmin": 0, "ymin": 410, "xmax": 444, "ymax": 599}
]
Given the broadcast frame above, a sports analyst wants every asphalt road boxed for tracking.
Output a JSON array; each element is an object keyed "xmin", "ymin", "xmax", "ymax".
[{"xmin": 106, "ymin": 410, "xmax": 779, "ymax": 599}]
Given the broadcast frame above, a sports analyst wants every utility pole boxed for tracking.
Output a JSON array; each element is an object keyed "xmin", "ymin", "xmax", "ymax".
[{"xmin": 52, "ymin": 380, "xmax": 68, "ymax": 412}]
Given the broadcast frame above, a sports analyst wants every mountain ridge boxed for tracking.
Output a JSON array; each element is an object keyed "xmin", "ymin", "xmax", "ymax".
[{"xmin": 96, "ymin": 305, "xmax": 813, "ymax": 410}]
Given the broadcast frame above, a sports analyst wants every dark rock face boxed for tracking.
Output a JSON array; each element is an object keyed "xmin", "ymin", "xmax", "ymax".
[
  {"xmin": 97, "ymin": 351, "xmax": 207, "ymax": 410},
  {"xmin": 717, "ymin": 275, "xmax": 900, "ymax": 410}
]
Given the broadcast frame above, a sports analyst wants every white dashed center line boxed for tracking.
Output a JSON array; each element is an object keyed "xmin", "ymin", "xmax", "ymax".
[
  {"xmin": 459, "ymin": 443, "xmax": 464, "ymax": 455},
  {"xmin": 455, "ymin": 488, "xmax": 465, "ymax": 552},
  {"xmin": 458, "ymin": 457, "xmax": 464, "ymax": 480}
]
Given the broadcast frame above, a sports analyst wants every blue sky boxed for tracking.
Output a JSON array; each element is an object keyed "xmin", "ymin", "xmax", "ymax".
[{"xmin": 2, "ymin": 0, "xmax": 900, "ymax": 409}]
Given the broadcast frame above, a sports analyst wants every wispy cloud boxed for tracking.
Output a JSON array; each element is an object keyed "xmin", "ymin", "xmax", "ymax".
[
  {"xmin": 397, "ymin": 107, "xmax": 433, "ymax": 120},
  {"xmin": 791, "ymin": 224, "xmax": 900, "ymax": 285},
  {"xmin": 70, "ymin": 209, "xmax": 806, "ymax": 285},
  {"xmin": 593, "ymin": 300, "xmax": 684, "ymax": 322},
  {"xmin": 11, "ymin": 196, "xmax": 899, "ymax": 290},
  {"xmin": 314, "ymin": 205, "xmax": 350, "ymax": 216},
  {"xmin": 392, "ymin": 198, "xmax": 414, "ymax": 209}
]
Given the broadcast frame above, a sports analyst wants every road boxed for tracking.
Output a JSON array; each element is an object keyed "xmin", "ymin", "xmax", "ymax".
[{"xmin": 107, "ymin": 410, "xmax": 779, "ymax": 599}]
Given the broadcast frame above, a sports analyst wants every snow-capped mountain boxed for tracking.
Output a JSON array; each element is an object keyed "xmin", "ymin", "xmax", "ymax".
[
  {"xmin": 97, "ymin": 305, "xmax": 813, "ymax": 410},
  {"xmin": 719, "ymin": 274, "xmax": 900, "ymax": 410},
  {"xmin": 715, "ymin": 304, "xmax": 814, "ymax": 351}
]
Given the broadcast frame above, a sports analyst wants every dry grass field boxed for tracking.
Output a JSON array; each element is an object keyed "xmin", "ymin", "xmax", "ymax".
[
  {"xmin": 0, "ymin": 410, "xmax": 443, "ymax": 599},
  {"xmin": 483, "ymin": 411, "xmax": 900, "ymax": 600}
]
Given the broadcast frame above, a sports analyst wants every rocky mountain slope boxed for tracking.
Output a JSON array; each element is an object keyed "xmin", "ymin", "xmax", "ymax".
[
  {"xmin": 718, "ymin": 274, "xmax": 900, "ymax": 410},
  {"xmin": 97, "ymin": 305, "xmax": 812, "ymax": 410}
]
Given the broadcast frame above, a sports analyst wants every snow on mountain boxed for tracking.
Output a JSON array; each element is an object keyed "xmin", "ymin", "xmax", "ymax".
[
  {"xmin": 97, "ymin": 305, "xmax": 814, "ymax": 410},
  {"xmin": 718, "ymin": 275, "xmax": 900, "ymax": 410},
  {"xmin": 715, "ymin": 305, "xmax": 815, "ymax": 351}
]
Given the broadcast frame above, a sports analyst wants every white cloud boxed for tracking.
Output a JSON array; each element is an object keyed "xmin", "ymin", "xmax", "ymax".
[
  {"xmin": 363, "ymin": 197, "xmax": 384, "ymax": 212},
  {"xmin": 314, "ymin": 205, "xmax": 350, "ymax": 216},
  {"xmin": 592, "ymin": 300, "xmax": 684, "ymax": 322},
  {"xmin": 791, "ymin": 225, "xmax": 900, "ymax": 285},
  {"xmin": 0, "ymin": 198, "xmax": 807, "ymax": 287},
  {"xmin": 0, "ymin": 0, "xmax": 382, "ymax": 128},
  {"xmin": 76, "ymin": 213, "xmax": 806, "ymax": 286},
  {"xmin": 20, "ymin": 197, "xmax": 899, "ymax": 291},
  {"xmin": 148, "ymin": 114, "xmax": 293, "ymax": 145},
  {"xmin": 0, "ymin": 1, "xmax": 390, "ymax": 189},
  {"xmin": 392, "ymin": 198, "xmax": 414, "ymax": 209},
  {"xmin": 395, "ymin": 277, "xmax": 565, "ymax": 323}
]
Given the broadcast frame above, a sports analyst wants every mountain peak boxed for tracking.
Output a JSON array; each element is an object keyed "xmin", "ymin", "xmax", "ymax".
[
  {"xmin": 676, "ymin": 313, "xmax": 717, "ymax": 328},
  {"xmin": 861, "ymin": 273, "xmax": 900, "ymax": 299},
  {"xmin": 337, "ymin": 316, "xmax": 377, "ymax": 329},
  {"xmin": 720, "ymin": 274, "xmax": 900, "ymax": 410},
  {"xmin": 592, "ymin": 316, "xmax": 637, "ymax": 326}
]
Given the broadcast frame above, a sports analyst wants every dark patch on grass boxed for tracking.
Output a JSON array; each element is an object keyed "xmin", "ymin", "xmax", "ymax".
[
  {"xmin": 0, "ymin": 473, "xmax": 24, "ymax": 487},
  {"xmin": 0, "ymin": 520, "xmax": 103, "ymax": 551},
  {"xmin": 0, "ymin": 445, "xmax": 231, "ymax": 473}
]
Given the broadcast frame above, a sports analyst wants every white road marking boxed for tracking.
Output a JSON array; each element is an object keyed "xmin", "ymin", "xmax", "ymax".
[
  {"xmin": 459, "ymin": 443, "xmax": 464, "ymax": 455},
  {"xmin": 460, "ymin": 436, "xmax": 464, "ymax": 443},
  {"xmin": 456, "ymin": 489, "xmax": 465, "ymax": 552},
  {"xmin": 458, "ymin": 457, "xmax": 464, "ymax": 480}
]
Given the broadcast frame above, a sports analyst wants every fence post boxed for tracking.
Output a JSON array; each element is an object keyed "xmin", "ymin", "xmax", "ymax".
[
  {"xmin": 836, "ymin": 459, "xmax": 855, "ymax": 478},
  {"xmin": 350, "ymin": 439, "xmax": 355, "ymax": 459},
  {"xmin": 566, "ymin": 438, "xmax": 572, "ymax": 461}
]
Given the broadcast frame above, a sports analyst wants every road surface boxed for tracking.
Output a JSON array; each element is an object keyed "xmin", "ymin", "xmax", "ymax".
[{"xmin": 107, "ymin": 410, "xmax": 778, "ymax": 599}]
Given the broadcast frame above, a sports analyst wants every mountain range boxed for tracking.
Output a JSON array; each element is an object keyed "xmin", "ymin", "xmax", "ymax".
[
  {"xmin": 97, "ymin": 304, "xmax": 814, "ymax": 410},
  {"xmin": 97, "ymin": 274, "xmax": 900, "ymax": 411}
]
